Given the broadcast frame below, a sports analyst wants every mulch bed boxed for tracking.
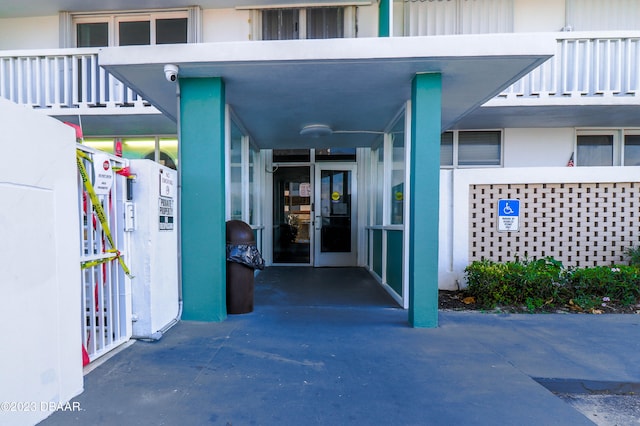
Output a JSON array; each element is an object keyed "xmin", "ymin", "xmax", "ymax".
[{"xmin": 438, "ymin": 290, "xmax": 640, "ymax": 314}]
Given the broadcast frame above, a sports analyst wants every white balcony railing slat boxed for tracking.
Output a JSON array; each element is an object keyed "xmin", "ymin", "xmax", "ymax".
[{"xmin": 0, "ymin": 48, "xmax": 153, "ymax": 113}]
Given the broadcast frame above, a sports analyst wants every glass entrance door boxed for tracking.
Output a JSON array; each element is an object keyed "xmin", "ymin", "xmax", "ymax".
[
  {"xmin": 314, "ymin": 164, "xmax": 357, "ymax": 267},
  {"xmin": 273, "ymin": 166, "xmax": 312, "ymax": 263}
]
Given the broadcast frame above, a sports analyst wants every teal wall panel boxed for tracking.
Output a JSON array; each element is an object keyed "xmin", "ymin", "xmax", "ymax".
[
  {"xmin": 409, "ymin": 73, "xmax": 441, "ymax": 328},
  {"xmin": 378, "ymin": 0, "xmax": 390, "ymax": 37},
  {"xmin": 179, "ymin": 78, "xmax": 227, "ymax": 322},
  {"xmin": 372, "ymin": 229, "xmax": 383, "ymax": 277},
  {"xmin": 386, "ymin": 230, "xmax": 403, "ymax": 296}
]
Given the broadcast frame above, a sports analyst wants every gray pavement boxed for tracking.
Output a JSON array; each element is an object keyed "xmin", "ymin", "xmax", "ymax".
[{"xmin": 41, "ymin": 267, "xmax": 640, "ymax": 425}]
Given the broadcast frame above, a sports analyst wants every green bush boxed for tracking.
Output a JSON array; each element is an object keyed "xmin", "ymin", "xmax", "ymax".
[
  {"xmin": 465, "ymin": 257, "xmax": 565, "ymax": 310},
  {"xmin": 464, "ymin": 256, "xmax": 640, "ymax": 311},
  {"xmin": 625, "ymin": 245, "xmax": 640, "ymax": 267},
  {"xmin": 565, "ymin": 265, "xmax": 640, "ymax": 308}
]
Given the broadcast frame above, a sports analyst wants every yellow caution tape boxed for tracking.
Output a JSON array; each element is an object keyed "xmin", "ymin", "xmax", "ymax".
[{"xmin": 77, "ymin": 150, "xmax": 133, "ymax": 277}]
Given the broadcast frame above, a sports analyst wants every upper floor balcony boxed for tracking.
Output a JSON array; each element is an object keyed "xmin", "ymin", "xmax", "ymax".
[{"xmin": 1, "ymin": 32, "xmax": 639, "ymax": 135}]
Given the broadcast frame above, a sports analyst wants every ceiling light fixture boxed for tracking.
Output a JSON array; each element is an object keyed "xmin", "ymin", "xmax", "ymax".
[{"xmin": 300, "ymin": 124, "xmax": 333, "ymax": 138}]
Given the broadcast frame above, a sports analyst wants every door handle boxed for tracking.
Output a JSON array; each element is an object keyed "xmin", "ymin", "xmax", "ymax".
[{"xmin": 315, "ymin": 215, "xmax": 321, "ymax": 231}]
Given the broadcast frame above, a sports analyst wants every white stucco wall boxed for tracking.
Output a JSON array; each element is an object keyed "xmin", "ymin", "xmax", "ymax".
[
  {"xmin": 504, "ymin": 128, "xmax": 575, "ymax": 167},
  {"xmin": 129, "ymin": 160, "xmax": 179, "ymax": 338},
  {"xmin": 0, "ymin": 99, "xmax": 83, "ymax": 425},
  {"xmin": 203, "ymin": 8, "xmax": 252, "ymax": 42},
  {"xmin": 514, "ymin": 0, "xmax": 566, "ymax": 33},
  {"xmin": 438, "ymin": 166, "xmax": 640, "ymax": 290},
  {"xmin": 0, "ymin": 16, "xmax": 59, "ymax": 50},
  {"xmin": 356, "ymin": 4, "xmax": 379, "ymax": 38}
]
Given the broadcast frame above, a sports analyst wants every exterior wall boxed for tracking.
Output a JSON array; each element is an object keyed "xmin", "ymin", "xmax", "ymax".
[
  {"xmin": 357, "ymin": 4, "xmax": 380, "ymax": 38},
  {"xmin": 513, "ymin": 0, "xmax": 565, "ymax": 33},
  {"xmin": 438, "ymin": 166, "xmax": 640, "ymax": 290},
  {"xmin": 0, "ymin": 16, "xmax": 59, "ymax": 49},
  {"xmin": 503, "ymin": 128, "xmax": 575, "ymax": 167},
  {"xmin": 203, "ymin": 8, "xmax": 251, "ymax": 42},
  {"xmin": 0, "ymin": 99, "xmax": 83, "ymax": 425}
]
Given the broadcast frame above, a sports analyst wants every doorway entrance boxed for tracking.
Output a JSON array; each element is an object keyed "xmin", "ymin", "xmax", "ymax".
[{"xmin": 272, "ymin": 160, "xmax": 357, "ymax": 266}]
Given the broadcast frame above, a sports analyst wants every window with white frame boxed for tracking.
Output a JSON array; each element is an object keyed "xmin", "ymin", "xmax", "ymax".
[
  {"xmin": 577, "ymin": 134, "xmax": 613, "ymax": 167},
  {"xmin": 575, "ymin": 129, "xmax": 640, "ymax": 167},
  {"xmin": 440, "ymin": 130, "xmax": 502, "ymax": 167},
  {"xmin": 624, "ymin": 134, "xmax": 640, "ymax": 166},
  {"xmin": 257, "ymin": 7, "xmax": 351, "ymax": 40},
  {"xmin": 73, "ymin": 10, "xmax": 195, "ymax": 47}
]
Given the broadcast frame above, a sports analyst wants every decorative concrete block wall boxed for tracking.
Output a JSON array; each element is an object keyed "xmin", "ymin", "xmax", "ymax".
[{"xmin": 468, "ymin": 182, "xmax": 640, "ymax": 267}]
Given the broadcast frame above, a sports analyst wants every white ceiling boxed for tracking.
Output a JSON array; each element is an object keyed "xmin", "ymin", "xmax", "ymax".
[{"xmin": 99, "ymin": 35, "xmax": 555, "ymax": 149}]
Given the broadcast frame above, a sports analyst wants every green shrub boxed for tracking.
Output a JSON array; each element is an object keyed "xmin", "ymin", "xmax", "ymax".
[
  {"xmin": 565, "ymin": 265, "xmax": 640, "ymax": 308},
  {"xmin": 465, "ymin": 257, "xmax": 565, "ymax": 309},
  {"xmin": 625, "ymin": 245, "xmax": 640, "ymax": 267},
  {"xmin": 464, "ymin": 256, "xmax": 640, "ymax": 311}
]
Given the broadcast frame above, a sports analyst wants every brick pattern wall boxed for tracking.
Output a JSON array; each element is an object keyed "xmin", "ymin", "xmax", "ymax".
[{"xmin": 469, "ymin": 182, "xmax": 640, "ymax": 267}]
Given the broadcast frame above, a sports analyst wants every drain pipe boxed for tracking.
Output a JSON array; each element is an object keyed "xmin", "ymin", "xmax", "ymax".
[{"xmin": 132, "ymin": 77, "xmax": 184, "ymax": 342}]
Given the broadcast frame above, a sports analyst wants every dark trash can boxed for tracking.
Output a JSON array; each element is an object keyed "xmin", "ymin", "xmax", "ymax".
[{"xmin": 226, "ymin": 220, "xmax": 264, "ymax": 314}]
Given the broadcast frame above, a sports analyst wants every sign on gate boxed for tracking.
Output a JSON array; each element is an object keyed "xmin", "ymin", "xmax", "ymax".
[
  {"xmin": 92, "ymin": 153, "xmax": 114, "ymax": 196},
  {"xmin": 497, "ymin": 199, "xmax": 520, "ymax": 232}
]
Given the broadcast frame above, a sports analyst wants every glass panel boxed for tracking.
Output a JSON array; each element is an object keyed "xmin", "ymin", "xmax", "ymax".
[
  {"xmin": 315, "ymin": 147, "xmax": 356, "ymax": 161},
  {"xmin": 440, "ymin": 132, "xmax": 453, "ymax": 166},
  {"xmin": 262, "ymin": 9, "xmax": 299, "ymax": 40},
  {"xmin": 391, "ymin": 118, "xmax": 405, "ymax": 225},
  {"xmin": 273, "ymin": 149, "xmax": 310, "ymax": 162},
  {"xmin": 77, "ymin": 23, "xmax": 108, "ymax": 47},
  {"xmin": 156, "ymin": 18, "xmax": 188, "ymax": 44},
  {"xmin": 624, "ymin": 135, "xmax": 640, "ymax": 166},
  {"xmin": 159, "ymin": 138, "xmax": 178, "ymax": 169},
  {"xmin": 577, "ymin": 135, "xmax": 613, "ymax": 166},
  {"xmin": 119, "ymin": 21, "xmax": 150, "ymax": 46},
  {"xmin": 122, "ymin": 138, "xmax": 156, "ymax": 159},
  {"xmin": 458, "ymin": 131, "xmax": 501, "ymax": 166},
  {"xmin": 307, "ymin": 8, "xmax": 343, "ymax": 39},
  {"xmin": 273, "ymin": 167, "xmax": 311, "ymax": 263},
  {"xmin": 83, "ymin": 138, "xmax": 114, "ymax": 154},
  {"xmin": 320, "ymin": 169, "xmax": 351, "ymax": 252},
  {"xmin": 230, "ymin": 123, "xmax": 242, "ymax": 220},
  {"xmin": 249, "ymin": 149, "xmax": 257, "ymax": 225},
  {"xmin": 375, "ymin": 147, "xmax": 384, "ymax": 225}
]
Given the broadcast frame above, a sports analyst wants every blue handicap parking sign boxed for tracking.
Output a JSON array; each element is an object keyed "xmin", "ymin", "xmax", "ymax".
[{"xmin": 498, "ymin": 199, "xmax": 519, "ymax": 217}]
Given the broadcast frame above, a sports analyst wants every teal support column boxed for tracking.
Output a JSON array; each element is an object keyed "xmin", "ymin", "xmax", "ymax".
[
  {"xmin": 179, "ymin": 78, "xmax": 227, "ymax": 322},
  {"xmin": 409, "ymin": 73, "xmax": 441, "ymax": 328},
  {"xmin": 378, "ymin": 0, "xmax": 390, "ymax": 37}
]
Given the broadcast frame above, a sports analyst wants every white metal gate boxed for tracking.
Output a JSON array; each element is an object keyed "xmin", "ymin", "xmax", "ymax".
[{"xmin": 77, "ymin": 145, "xmax": 131, "ymax": 363}]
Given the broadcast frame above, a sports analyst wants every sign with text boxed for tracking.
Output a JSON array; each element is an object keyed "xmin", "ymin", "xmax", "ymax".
[
  {"xmin": 497, "ymin": 199, "xmax": 520, "ymax": 232},
  {"xmin": 92, "ymin": 154, "xmax": 114, "ymax": 196}
]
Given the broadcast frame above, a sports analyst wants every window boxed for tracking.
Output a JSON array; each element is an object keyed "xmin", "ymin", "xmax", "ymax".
[
  {"xmin": 83, "ymin": 137, "xmax": 178, "ymax": 170},
  {"xmin": 577, "ymin": 134, "xmax": 613, "ymax": 166},
  {"xmin": 440, "ymin": 130, "xmax": 502, "ymax": 167},
  {"xmin": 260, "ymin": 7, "xmax": 348, "ymax": 40},
  {"xmin": 307, "ymin": 8, "xmax": 344, "ymax": 39},
  {"xmin": 624, "ymin": 134, "xmax": 640, "ymax": 166},
  {"xmin": 73, "ymin": 11, "xmax": 190, "ymax": 47},
  {"xmin": 390, "ymin": 116, "xmax": 405, "ymax": 225},
  {"xmin": 262, "ymin": 9, "xmax": 299, "ymax": 40}
]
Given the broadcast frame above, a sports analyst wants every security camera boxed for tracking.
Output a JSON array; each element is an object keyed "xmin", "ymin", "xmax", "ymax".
[{"xmin": 164, "ymin": 64, "xmax": 179, "ymax": 82}]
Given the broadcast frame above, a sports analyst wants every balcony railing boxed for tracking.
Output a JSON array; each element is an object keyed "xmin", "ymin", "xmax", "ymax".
[
  {"xmin": 495, "ymin": 32, "xmax": 640, "ymax": 103},
  {"xmin": 1, "ymin": 34, "xmax": 639, "ymax": 114},
  {"xmin": 0, "ymin": 48, "xmax": 150, "ymax": 111}
]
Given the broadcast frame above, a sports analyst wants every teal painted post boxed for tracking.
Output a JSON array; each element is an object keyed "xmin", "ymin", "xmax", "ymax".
[
  {"xmin": 409, "ymin": 73, "xmax": 441, "ymax": 328},
  {"xmin": 179, "ymin": 78, "xmax": 227, "ymax": 322},
  {"xmin": 378, "ymin": 0, "xmax": 390, "ymax": 37}
]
